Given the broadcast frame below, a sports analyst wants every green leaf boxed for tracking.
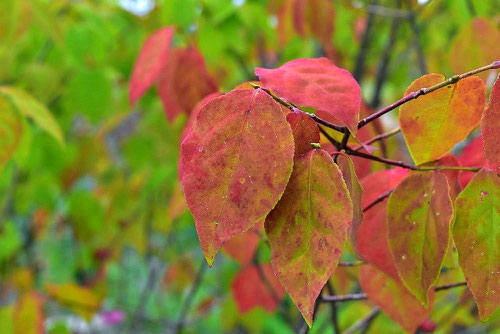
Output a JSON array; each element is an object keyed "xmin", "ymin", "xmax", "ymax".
[
  {"xmin": 387, "ymin": 171, "xmax": 453, "ymax": 306},
  {"xmin": 0, "ymin": 221, "xmax": 21, "ymax": 262},
  {"xmin": 0, "ymin": 94, "xmax": 23, "ymax": 170},
  {"xmin": 265, "ymin": 149, "xmax": 352, "ymax": 327},
  {"xmin": 453, "ymin": 168, "xmax": 500, "ymax": 320},
  {"xmin": 0, "ymin": 86, "xmax": 64, "ymax": 144}
]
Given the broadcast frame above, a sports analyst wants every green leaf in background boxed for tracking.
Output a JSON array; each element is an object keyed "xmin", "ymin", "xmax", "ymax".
[
  {"xmin": 0, "ymin": 221, "xmax": 21, "ymax": 262},
  {"xmin": 0, "ymin": 94, "xmax": 23, "ymax": 170},
  {"xmin": 0, "ymin": 86, "xmax": 64, "ymax": 144}
]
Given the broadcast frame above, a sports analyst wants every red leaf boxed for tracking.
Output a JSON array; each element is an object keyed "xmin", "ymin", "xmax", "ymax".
[
  {"xmin": 180, "ymin": 89, "xmax": 295, "ymax": 265},
  {"xmin": 356, "ymin": 168, "xmax": 409, "ymax": 278},
  {"xmin": 158, "ymin": 47, "xmax": 218, "ymax": 122},
  {"xmin": 360, "ymin": 265, "xmax": 434, "ymax": 333},
  {"xmin": 223, "ymin": 221, "xmax": 263, "ymax": 266},
  {"xmin": 265, "ymin": 149, "xmax": 352, "ymax": 326},
  {"xmin": 255, "ymin": 58, "xmax": 361, "ymax": 135},
  {"xmin": 129, "ymin": 27, "xmax": 175, "ymax": 105},
  {"xmin": 231, "ymin": 264, "xmax": 285, "ymax": 313},
  {"xmin": 286, "ymin": 111, "xmax": 320, "ymax": 157},
  {"xmin": 458, "ymin": 136, "xmax": 488, "ymax": 188},
  {"xmin": 181, "ymin": 92, "xmax": 222, "ymax": 142},
  {"xmin": 480, "ymin": 74, "xmax": 500, "ymax": 171}
]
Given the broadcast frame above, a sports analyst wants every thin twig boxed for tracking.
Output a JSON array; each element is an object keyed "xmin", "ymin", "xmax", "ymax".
[
  {"xmin": 353, "ymin": 0, "xmax": 378, "ymax": 83},
  {"xmin": 345, "ymin": 149, "xmax": 481, "ymax": 172},
  {"xmin": 406, "ymin": 0, "xmax": 427, "ymax": 74},
  {"xmin": 175, "ymin": 259, "xmax": 207, "ymax": 333},
  {"xmin": 362, "ymin": 189, "xmax": 393, "ymax": 212},
  {"xmin": 357, "ymin": 60, "xmax": 500, "ymax": 129},
  {"xmin": 321, "ymin": 281, "xmax": 467, "ymax": 303},
  {"xmin": 343, "ymin": 307, "xmax": 380, "ymax": 334},
  {"xmin": 326, "ymin": 282, "xmax": 341, "ymax": 334},
  {"xmin": 370, "ymin": 1, "xmax": 402, "ymax": 109},
  {"xmin": 353, "ymin": 127, "xmax": 401, "ymax": 151}
]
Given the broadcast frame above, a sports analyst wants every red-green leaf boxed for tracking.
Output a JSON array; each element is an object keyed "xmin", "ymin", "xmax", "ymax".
[
  {"xmin": 399, "ymin": 74, "xmax": 486, "ymax": 165},
  {"xmin": 453, "ymin": 168, "xmax": 500, "ymax": 320},
  {"xmin": 158, "ymin": 47, "xmax": 218, "ymax": 122},
  {"xmin": 255, "ymin": 58, "xmax": 361, "ymax": 135},
  {"xmin": 286, "ymin": 111, "xmax": 319, "ymax": 157},
  {"xmin": 360, "ymin": 264, "xmax": 433, "ymax": 333},
  {"xmin": 223, "ymin": 222, "xmax": 262, "ymax": 266},
  {"xmin": 231, "ymin": 264, "xmax": 285, "ymax": 313},
  {"xmin": 356, "ymin": 168, "xmax": 409, "ymax": 278},
  {"xmin": 129, "ymin": 27, "xmax": 174, "ymax": 105},
  {"xmin": 265, "ymin": 148, "xmax": 352, "ymax": 327},
  {"xmin": 480, "ymin": 75, "xmax": 500, "ymax": 171},
  {"xmin": 335, "ymin": 153, "xmax": 364, "ymax": 254},
  {"xmin": 180, "ymin": 89, "xmax": 295, "ymax": 266},
  {"xmin": 387, "ymin": 171, "xmax": 453, "ymax": 306}
]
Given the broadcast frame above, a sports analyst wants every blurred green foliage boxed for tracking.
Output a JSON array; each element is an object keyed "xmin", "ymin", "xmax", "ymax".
[{"xmin": 0, "ymin": 0, "xmax": 498, "ymax": 333}]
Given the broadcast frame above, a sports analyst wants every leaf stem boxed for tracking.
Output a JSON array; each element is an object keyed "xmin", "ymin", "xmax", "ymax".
[{"xmin": 357, "ymin": 60, "xmax": 500, "ymax": 129}]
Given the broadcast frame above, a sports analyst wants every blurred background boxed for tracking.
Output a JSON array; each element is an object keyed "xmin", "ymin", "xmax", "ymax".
[{"xmin": 0, "ymin": 0, "xmax": 499, "ymax": 333}]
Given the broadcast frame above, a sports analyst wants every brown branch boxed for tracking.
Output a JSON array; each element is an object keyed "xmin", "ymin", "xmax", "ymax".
[
  {"xmin": 357, "ymin": 60, "xmax": 500, "ymax": 129},
  {"xmin": 326, "ymin": 282, "xmax": 341, "ymax": 334}
]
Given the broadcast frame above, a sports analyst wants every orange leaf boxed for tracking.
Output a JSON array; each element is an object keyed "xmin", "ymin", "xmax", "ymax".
[{"xmin": 399, "ymin": 74, "xmax": 486, "ymax": 165}]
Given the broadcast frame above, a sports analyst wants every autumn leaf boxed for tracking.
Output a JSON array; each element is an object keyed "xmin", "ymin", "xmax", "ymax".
[
  {"xmin": 129, "ymin": 26, "xmax": 174, "ymax": 105},
  {"xmin": 0, "ymin": 86, "xmax": 64, "ymax": 144},
  {"xmin": 286, "ymin": 111, "xmax": 320, "ymax": 157},
  {"xmin": 480, "ymin": 74, "xmax": 500, "ymax": 171},
  {"xmin": 399, "ymin": 73, "xmax": 486, "ymax": 165},
  {"xmin": 223, "ymin": 221, "xmax": 262, "ymax": 266},
  {"xmin": 360, "ymin": 264, "xmax": 433, "ymax": 333},
  {"xmin": 387, "ymin": 171, "xmax": 453, "ymax": 306},
  {"xmin": 45, "ymin": 283, "xmax": 102, "ymax": 321},
  {"xmin": 450, "ymin": 18, "xmax": 500, "ymax": 80},
  {"xmin": 335, "ymin": 153, "xmax": 364, "ymax": 256},
  {"xmin": 255, "ymin": 57, "xmax": 361, "ymax": 135},
  {"xmin": 356, "ymin": 168, "xmax": 409, "ymax": 278},
  {"xmin": 13, "ymin": 291, "xmax": 44, "ymax": 334},
  {"xmin": 180, "ymin": 89, "xmax": 294, "ymax": 266},
  {"xmin": 158, "ymin": 47, "xmax": 218, "ymax": 122},
  {"xmin": 0, "ymin": 94, "xmax": 23, "ymax": 170},
  {"xmin": 265, "ymin": 148, "xmax": 352, "ymax": 327},
  {"xmin": 453, "ymin": 168, "xmax": 500, "ymax": 320},
  {"xmin": 231, "ymin": 264, "xmax": 285, "ymax": 313}
]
